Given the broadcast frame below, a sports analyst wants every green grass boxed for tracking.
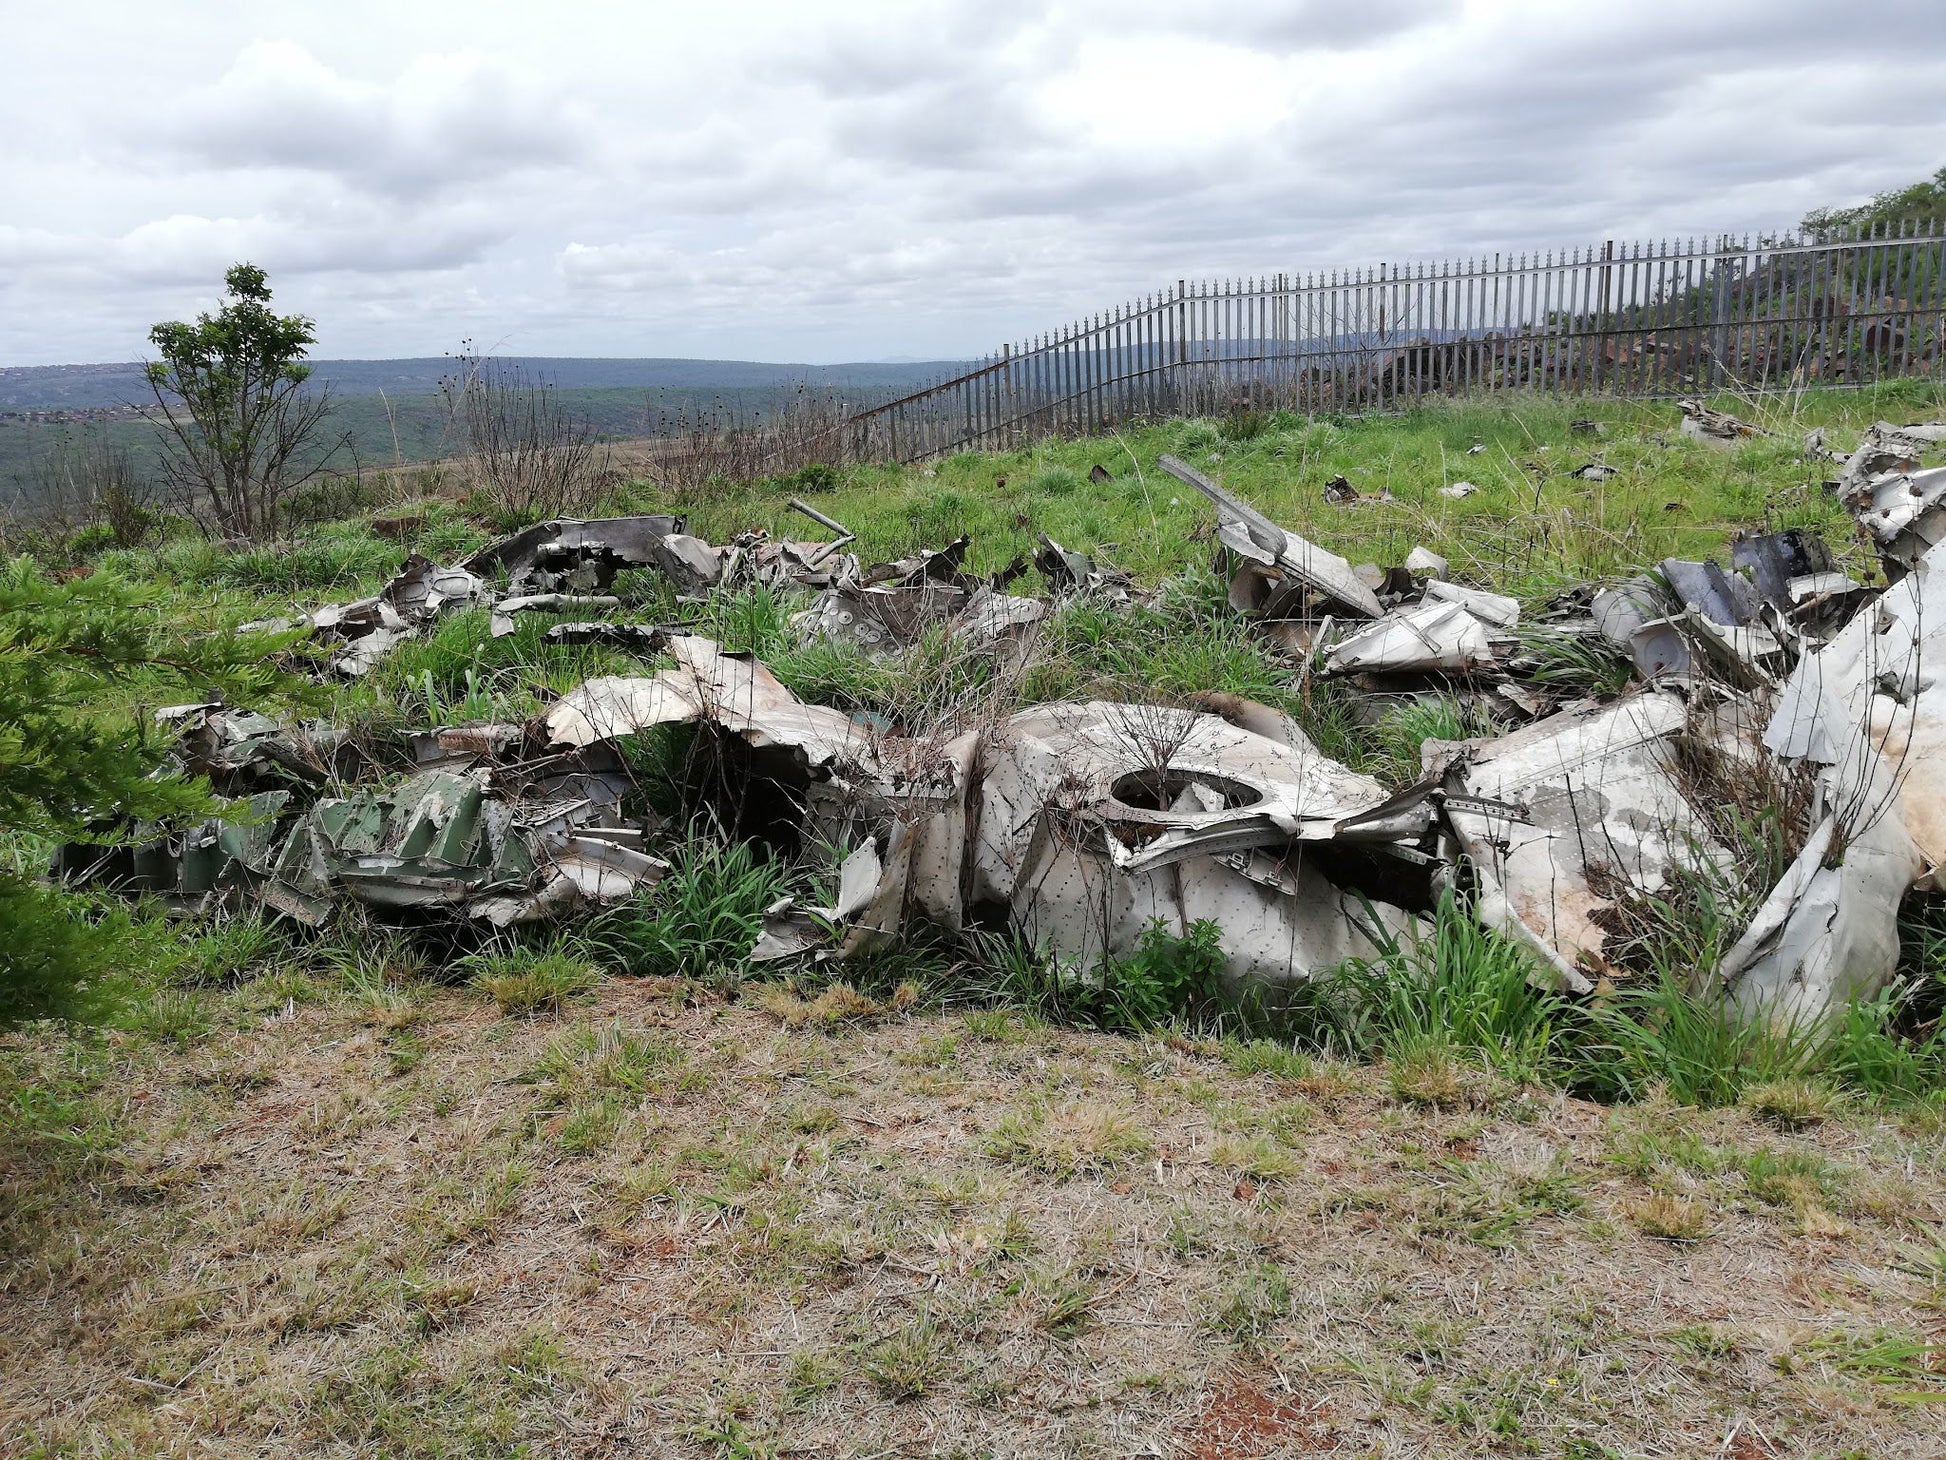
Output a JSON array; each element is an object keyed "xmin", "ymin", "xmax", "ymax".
[
  {"xmin": 14, "ymin": 387, "xmax": 1946, "ymax": 1113},
  {"xmin": 1306, "ymin": 894, "xmax": 1565, "ymax": 1080},
  {"xmin": 592, "ymin": 836, "xmax": 795, "ymax": 989},
  {"xmin": 459, "ymin": 943, "xmax": 602, "ymax": 1016}
]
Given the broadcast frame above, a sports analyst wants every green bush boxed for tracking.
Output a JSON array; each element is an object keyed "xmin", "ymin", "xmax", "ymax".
[
  {"xmin": 789, "ymin": 462, "xmax": 841, "ymax": 493},
  {"xmin": 0, "ymin": 878, "xmax": 123, "ymax": 1024},
  {"xmin": 0, "ymin": 556, "xmax": 299, "ymax": 1024}
]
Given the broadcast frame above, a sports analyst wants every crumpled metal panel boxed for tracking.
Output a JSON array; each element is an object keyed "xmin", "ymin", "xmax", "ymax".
[
  {"xmin": 1160, "ymin": 454, "xmax": 1384, "ymax": 618},
  {"xmin": 461, "ymin": 514, "xmax": 687, "ymax": 578},
  {"xmin": 545, "ymin": 636, "xmax": 871, "ymax": 769},
  {"xmin": 63, "ymin": 721, "xmax": 664, "ymax": 929},
  {"xmin": 967, "ymin": 700, "xmax": 1415, "ymax": 992},
  {"xmin": 1324, "ymin": 600, "xmax": 1495, "ymax": 675},
  {"xmin": 1442, "ymin": 690, "xmax": 1719, "ymax": 992},
  {"xmin": 1765, "ymin": 534, "xmax": 1945, "ymax": 891}
]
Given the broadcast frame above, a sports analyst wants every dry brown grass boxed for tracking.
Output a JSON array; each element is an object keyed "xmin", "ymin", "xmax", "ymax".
[{"xmin": 4, "ymin": 978, "xmax": 1946, "ymax": 1457}]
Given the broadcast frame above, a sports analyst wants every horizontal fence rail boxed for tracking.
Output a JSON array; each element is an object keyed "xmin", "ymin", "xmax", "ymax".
[{"xmin": 838, "ymin": 222, "xmax": 1946, "ymax": 464}]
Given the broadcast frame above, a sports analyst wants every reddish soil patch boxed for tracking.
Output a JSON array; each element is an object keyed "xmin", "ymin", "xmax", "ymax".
[{"xmin": 1184, "ymin": 1375, "xmax": 1330, "ymax": 1458}]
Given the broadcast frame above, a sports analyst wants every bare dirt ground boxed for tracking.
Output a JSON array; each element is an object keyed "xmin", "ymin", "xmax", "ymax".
[{"xmin": 4, "ymin": 977, "xmax": 1945, "ymax": 1457}]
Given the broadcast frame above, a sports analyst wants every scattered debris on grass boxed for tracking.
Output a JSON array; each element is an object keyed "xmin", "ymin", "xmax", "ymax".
[{"xmin": 51, "ymin": 421, "xmax": 1946, "ymax": 1030}]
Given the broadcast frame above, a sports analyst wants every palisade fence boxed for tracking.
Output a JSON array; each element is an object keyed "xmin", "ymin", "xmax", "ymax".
[{"xmin": 837, "ymin": 222, "xmax": 1946, "ymax": 464}]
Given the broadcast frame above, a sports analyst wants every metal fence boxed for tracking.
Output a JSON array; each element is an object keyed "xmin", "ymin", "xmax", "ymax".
[{"xmin": 841, "ymin": 221, "xmax": 1946, "ymax": 463}]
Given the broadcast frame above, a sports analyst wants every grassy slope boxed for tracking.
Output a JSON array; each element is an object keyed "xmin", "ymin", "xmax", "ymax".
[{"xmin": 7, "ymin": 385, "xmax": 1946, "ymax": 1455}]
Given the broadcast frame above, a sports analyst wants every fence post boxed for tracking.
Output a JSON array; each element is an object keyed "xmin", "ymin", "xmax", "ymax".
[{"xmin": 1710, "ymin": 235, "xmax": 1732, "ymax": 393}]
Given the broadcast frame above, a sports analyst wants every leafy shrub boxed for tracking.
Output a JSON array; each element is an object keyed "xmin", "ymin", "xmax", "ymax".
[
  {"xmin": 788, "ymin": 462, "xmax": 841, "ymax": 493},
  {"xmin": 282, "ymin": 474, "xmax": 388, "ymax": 530},
  {"xmin": 0, "ymin": 877, "xmax": 123, "ymax": 1024},
  {"xmin": 67, "ymin": 523, "xmax": 117, "ymax": 558},
  {"xmin": 0, "ymin": 558, "xmax": 295, "ymax": 1025}
]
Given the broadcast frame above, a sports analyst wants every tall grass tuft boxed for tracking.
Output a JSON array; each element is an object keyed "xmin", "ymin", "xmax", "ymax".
[
  {"xmin": 592, "ymin": 836, "xmax": 794, "ymax": 988},
  {"xmin": 1573, "ymin": 976, "xmax": 1825, "ymax": 1107},
  {"xmin": 1368, "ymin": 696, "xmax": 1493, "ymax": 789},
  {"xmin": 1311, "ymin": 895, "xmax": 1563, "ymax": 1081}
]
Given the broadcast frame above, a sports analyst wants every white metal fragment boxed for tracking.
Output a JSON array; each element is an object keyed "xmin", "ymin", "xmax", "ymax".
[
  {"xmin": 489, "ymin": 594, "xmax": 622, "ymax": 637},
  {"xmin": 1423, "ymin": 578, "xmax": 1520, "ymax": 629},
  {"xmin": 1442, "ymin": 691, "xmax": 1718, "ymax": 992},
  {"xmin": 1160, "ymin": 454, "xmax": 1384, "ymax": 618},
  {"xmin": 1404, "ymin": 546, "xmax": 1449, "ymax": 580},
  {"xmin": 1323, "ymin": 600, "xmax": 1494, "ymax": 675}
]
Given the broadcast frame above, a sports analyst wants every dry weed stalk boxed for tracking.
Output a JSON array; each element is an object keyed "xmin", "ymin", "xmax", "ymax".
[
  {"xmin": 648, "ymin": 388, "xmax": 852, "ymax": 491},
  {"xmin": 443, "ymin": 349, "xmax": 609, "ymax": 520}
]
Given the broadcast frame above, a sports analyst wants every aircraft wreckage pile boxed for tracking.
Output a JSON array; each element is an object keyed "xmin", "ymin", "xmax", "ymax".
[{"xmin": 58, "ymin": 421, "xmax": 1946, "ymax": 1026}]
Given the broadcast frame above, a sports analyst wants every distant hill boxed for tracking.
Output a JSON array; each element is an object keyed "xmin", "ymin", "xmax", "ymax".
[
  {"xmin": 0, "ymin": 357, "xmax": 970, "ymax": 412},
  {"xmin": 0, "ymin": 355, "xmax": 974, "ymax": 497}
]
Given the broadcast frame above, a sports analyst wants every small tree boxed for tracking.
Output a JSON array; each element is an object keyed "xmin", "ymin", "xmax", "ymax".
[
  {"xmin": 146, "ymin": 263, "xmax": 349, "ymax": 541},
  {"xmin": 0, "ymin": 555, "xmax": 297, "ymax": 1023}
]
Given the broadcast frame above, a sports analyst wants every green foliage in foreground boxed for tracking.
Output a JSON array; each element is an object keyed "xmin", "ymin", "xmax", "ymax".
[
  {"xmin": 592, "ymin": 836, "xmax": 795, "ymax": 988},
  {"xmin": 0, "ymin": 555, "xmax": 301, "ymax": 1023},
  {"xmin": 964, "ymin": 888, "xmax": 1946, "ymax": 1111}
]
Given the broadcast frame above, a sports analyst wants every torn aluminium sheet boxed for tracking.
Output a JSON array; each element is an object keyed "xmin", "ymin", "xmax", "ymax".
[
  {"xmin": 1590, "ymin": 558, "xmax": 1796, "ymax": 687},
  {"xmin": 967, "ymin": 701, "xmax": 1421, "ymax": 997},
  {"xmin": 1159, "ymin": 454, "xmax": 1385, "ymax": 619},
  {"xmin": 1437, "ymin": 690, "xmax": 1723, "ymax": 992},
  {"xmin": 1845, "ymin": 464, "xmax": 1946, "ymax": 577},
  {"xmin": 265, "ymin": 766, "xmax": 666, "ymax": 927},
  {"xmin": 462, "ymin": 514, "xmax": 687, "ymax": 586},
  {"xmin": 1763, "ymin": 533, "xmax": 1943, "ymax": 885},
  {"xmin": 304, "ymin": 555, "xmax": 489, "ymax": 677},
  {"xmin": 61, "ymin": 743, "xmax": 665, "ymax": 928},
  {"xmin": 1317, "ymin": 578, "xmax": 1520, "ymax": 677},
  {"xmin": 547, "ymin": 643, "xmax": 1425, "ymax": 992},
  {"xmin": 791, "ymin": 534, "xmax": 1054, "ymax": 657}
]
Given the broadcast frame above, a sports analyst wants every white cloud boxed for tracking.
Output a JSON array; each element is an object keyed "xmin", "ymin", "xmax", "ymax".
[{"xmin": 0, "ymin": 0, "xmax": 1939, "ymax": 364}]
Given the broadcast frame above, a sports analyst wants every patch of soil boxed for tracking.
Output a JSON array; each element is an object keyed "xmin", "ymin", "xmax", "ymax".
[{"xmin": 1184, "ymin": 1375, "xmax": 1331, "ymax": 1458}]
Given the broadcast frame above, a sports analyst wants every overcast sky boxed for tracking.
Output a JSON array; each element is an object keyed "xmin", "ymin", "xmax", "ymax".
[{"xmin": 2, "ymin": 0, "xmax": 1942, "ymax": 366}]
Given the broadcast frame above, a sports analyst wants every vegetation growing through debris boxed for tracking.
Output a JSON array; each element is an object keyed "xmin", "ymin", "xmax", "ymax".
[{"xmin": 9, "ymin": 381, "xmax": 1946, "ymax": 1454}]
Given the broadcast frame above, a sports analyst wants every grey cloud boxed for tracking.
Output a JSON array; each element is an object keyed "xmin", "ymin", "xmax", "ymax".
[
  {"xmin": 2, "ymin": 1, "xmax": 1943, "ymax": 365},
  {"xmin": 1091, "ymin": 0, "xmax": 1462, "ymax": 50},
  {"xmin": 159, "ymin": 41, "xmax": 591, "ymax": 195}
]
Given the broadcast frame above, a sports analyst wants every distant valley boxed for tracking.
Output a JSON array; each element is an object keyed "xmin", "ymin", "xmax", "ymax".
[{"xmin": 0, "ymin": 355, "xmax": 968, "ymax": 490}]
